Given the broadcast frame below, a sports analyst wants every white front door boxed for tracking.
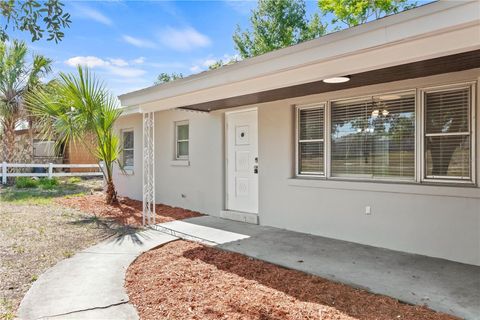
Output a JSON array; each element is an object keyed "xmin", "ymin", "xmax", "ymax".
[{"xmin": 226, "ymin": 109, "xmax": 258, "ymax": 214}]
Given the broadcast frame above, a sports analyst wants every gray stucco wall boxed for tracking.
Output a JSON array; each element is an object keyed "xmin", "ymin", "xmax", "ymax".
[{"xmin": 114, "ymin": 69, "xmax": 480, "ymax": 266}]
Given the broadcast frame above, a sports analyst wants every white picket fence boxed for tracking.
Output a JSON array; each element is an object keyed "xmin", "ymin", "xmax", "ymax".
[{"xmin": 1, "ymin": 162, "xmax": 104, "ymax": 184}]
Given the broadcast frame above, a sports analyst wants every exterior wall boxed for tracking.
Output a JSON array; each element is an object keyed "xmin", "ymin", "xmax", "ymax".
[
  {"xmin": 113, "ymin": 110, "xmax": 224, "ymax": 217},
  {"xmin": 65, "ymin": 137, "xmax": 98, "ymax": 172},
  {"xmin": 114, "ymin": 69, "xmax": 480, "ymax": 266},
  {"xmin": 152, "ymin": 109, "xmax": 224, "ymax": 216},
  {"xmin": 114, "ymin": 113, "xmax": 143, "ymax": 201},
  {"xmin": 257, "ymin": 70, "xmax": 480, "ymax": 266}
]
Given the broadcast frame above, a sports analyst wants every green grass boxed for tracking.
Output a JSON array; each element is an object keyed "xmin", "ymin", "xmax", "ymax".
[
  {"xmin": 0, "ymin": 189, "xmax": 87, "ymax": 205},
  {"xmin": 67, "ymin": 177, "xmax": 82, "ymax": 184},
  {"xmin": 0, "ymin": 178, "xmax": 90, "ymax": 205},
  {"xmin": 15, "ymin": 177, "xmax": 39, "ymax": 189},
  {"xmin": 38, "ymin": 178, "xmax": 59, "ymax": 190}
]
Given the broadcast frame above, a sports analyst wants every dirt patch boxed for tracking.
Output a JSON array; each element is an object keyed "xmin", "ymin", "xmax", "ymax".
[
  {"xmin": 126, "ymin": 240, "xmax": 457, "ymax": 320},
  {"xmin": 0, "ymin": 202, "xmax": 117, "ymax": 318},
  {"xmin": 56, "ymin": 194, "xmax": 202, "ymax": 226}
]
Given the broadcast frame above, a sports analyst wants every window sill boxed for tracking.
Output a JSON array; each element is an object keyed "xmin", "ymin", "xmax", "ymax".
[
  {"xmin": 120, "ymin": 168, "xmax": 134, "ymax": 176},
  {"xmin": 171, "ymin": 160, "xmax": 190, "ymax": 167},
  {"xmin": 287, "ymin": 177, "xmax": 480, "ymax": 199}
]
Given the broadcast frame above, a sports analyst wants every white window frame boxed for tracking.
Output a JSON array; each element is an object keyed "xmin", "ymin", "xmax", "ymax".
[
  {"xmin": 420, "ymin": 82, "xmax": 476, "ymax": 184},
  {"xmin": 295, "ymin": 103, "xmax": 326, "ymax": 177},
  {"xmin": 121, "ymin": 129, "xmax": 134, "ymax": 169},
  {"xmin": 175, "ymin": 120, "xmax": 189, "ymax": 160}
]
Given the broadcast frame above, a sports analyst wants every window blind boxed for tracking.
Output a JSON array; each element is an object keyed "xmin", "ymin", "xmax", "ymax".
[
  {"xmin": 122, "ymin": 131, "xmax": 134, "ymax": 167},
  {"xmin": 298, "ymin": 107, "xmax": 324, "ymax": 174},
  {"xmin": 331, "ymin": 93, "xmax": 415, "ymax": 179},
  {"xmin": 425, "ymin": 88, "xmax": 471, "ymax": 180}
]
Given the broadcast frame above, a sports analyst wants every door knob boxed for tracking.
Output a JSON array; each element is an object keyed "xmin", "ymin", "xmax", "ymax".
[{"xmin": 254, "ymin": 165, "xmax": 258, "ymax": 174}]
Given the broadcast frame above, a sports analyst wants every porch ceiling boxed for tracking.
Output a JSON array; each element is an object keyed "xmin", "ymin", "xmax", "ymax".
[{"xmin": 180, "ymin": 49, "xmax": 480, "ymax": 112}]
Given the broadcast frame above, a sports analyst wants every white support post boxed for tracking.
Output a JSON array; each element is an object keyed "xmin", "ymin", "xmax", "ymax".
[
  {"xmin": 142, "ymin": 112, "xmax": 155, "ymax": 225},
  {"xmin": 2, "ymin": 162, "xmax": 6, "ymax": 185},
  {"xmin": 48, "ymin": 163, "xmax": 53, "ymax": 179}
]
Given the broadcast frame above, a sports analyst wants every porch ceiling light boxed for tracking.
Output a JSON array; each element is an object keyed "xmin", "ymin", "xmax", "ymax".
[{"xmin": 323, "ymin": 76, "xmax": 350, "ymax": 84}]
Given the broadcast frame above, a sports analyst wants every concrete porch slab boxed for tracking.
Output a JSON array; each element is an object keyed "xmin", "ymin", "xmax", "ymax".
[{"xmin": 160, "ymin": 216, "xmax": 480, "ymax": 320}]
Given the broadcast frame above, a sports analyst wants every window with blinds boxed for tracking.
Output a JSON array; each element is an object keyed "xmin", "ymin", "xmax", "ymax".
[
  {"xmin": 297, "ymin": 106, "xmax": 324, "ymax": 175},
  {"xmin": 424, "ymin": 87, "xmax": 471, "ymax": 180},
  {"xmin": 122, "ymin": 130, "xmax": 134, "ymax": 168},
  {"xmin": 330, "ymin": 92, "xmax": 415, "ymax": 179}
]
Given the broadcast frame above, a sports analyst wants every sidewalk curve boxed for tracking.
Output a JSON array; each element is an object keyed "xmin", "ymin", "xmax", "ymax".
[{"xmin": 18, "ymin": 228, "xmax": 177, "ymax": 320}]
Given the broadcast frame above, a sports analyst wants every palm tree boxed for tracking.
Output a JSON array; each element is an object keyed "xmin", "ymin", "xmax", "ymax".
[
  {"xmin": 27, "ymin": 66, "xmax": 122, "ymax": 204},
  {"xmin": 0, "ymin": 40, "xmax": 52, "ymax": 164}
]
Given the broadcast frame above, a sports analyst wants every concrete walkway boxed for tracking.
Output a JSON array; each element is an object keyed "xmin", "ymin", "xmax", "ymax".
[
  {"xmin": 18, "ymin": 216, "xmax": 480, "ymax": 319},
  {"xmin": 155, "ymin": 216, "xmax": 480, "ymax": 320},
  {"xmin": 18, "ymin": 229, "xmax": 176, "ymax": 320}
]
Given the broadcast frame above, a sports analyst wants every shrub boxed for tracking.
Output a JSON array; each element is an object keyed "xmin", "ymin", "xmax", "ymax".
[
  {"xmin": 67, "ymin": 177, "xmax": 81, "ymax": 184},
  {"xmin": 15, "ymin": 177, "xmax": 39, "ymax": 188},
  {"xmin": 38, "ymin": 178, "xmax": 59, "ymax": 190}
]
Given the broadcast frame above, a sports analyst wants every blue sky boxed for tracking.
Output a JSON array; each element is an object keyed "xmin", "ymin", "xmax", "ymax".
[
  {"xmin": 11, "ymin": 0, "xmax": 318, "ymax": 96},
  {"xmin": 14, "ymin": 0, "xmax": 428, "ymax": 97}
]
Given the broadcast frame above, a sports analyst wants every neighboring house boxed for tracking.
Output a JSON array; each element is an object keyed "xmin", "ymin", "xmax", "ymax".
[
  {"xmin": 0, "ymin": 128, "xmax": 98, "ymax": 172},
  {"xmin": 114, "ymin": 1, "xmax": 480, "ymax": 266}
]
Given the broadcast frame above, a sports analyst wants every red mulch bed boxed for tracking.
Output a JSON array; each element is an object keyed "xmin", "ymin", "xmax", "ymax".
[
  {"xmin": 56, "ymin": 194, "xmax": 202, "ymax": 226},
  {"xmin": 126, "ymin": 240, "xmax": 457, "ymax": 320}
]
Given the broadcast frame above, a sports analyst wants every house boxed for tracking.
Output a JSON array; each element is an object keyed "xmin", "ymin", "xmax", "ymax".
[
  {"xmin": 0, "ymin": 128, "xmax": 98, "ymax": 172},
  {"xmin": 113, "ymin": 1, "xmax": 480, "ymax": 266}
]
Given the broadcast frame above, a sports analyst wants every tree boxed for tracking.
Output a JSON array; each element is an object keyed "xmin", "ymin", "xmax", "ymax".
[
  {"xmin": 233, "ymin": 0, "xmax": 326, "ymax": 59},
  {"xmin": 208, "ymin": 58, "xmax": 239, "ymax": 70},
  {"xmin": 0, "ymin": 0, "xmax": 71, "ymax": 42},
  {"xmin": 27, "ymin": 67, "xmax": 122, "ymax": 204},
  {"xmin": 154, "ymin": 72, "xmax": 184, "ymax": 85},
  {"xmin": 318, "ymin": 0, "xmax": 416, "ymax": 28},
  {"xmin": 0, "ymin": 40, "xmax": 52, "ymax": 165}
]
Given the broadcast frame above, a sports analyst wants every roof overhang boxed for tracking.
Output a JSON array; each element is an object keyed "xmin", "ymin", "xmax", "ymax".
[{"xmin": 119, "ymin": 0, "xmax": 480, "ymax": 114}]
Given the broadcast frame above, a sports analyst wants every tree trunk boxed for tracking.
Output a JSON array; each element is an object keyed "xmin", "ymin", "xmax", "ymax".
[
  {"xmin": 3, "ymin": 118, "xmax": 16, "ymax": 164},
  {"xmin": 105, "ymin": 178, "xmax": 118, "ymax": 205},
  {"xmin": 429, "ymin": 136, "xmax": 456, "ymax": 176},
  {"xmin": 3, "ymin": 118, "xmax": 17, "ymax": 184}
]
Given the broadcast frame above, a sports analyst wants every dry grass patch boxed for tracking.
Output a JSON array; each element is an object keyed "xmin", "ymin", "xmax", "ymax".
[
  {"xmin": 126, "ymin": 240, "xmax": 458, "ymax": 320},
  {"xmin": 0, "ymin": 178, "xmax": 121, "ymax": 319}
]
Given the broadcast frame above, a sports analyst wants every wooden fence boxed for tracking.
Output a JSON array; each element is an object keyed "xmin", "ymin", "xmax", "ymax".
[{"xmin": 1, "ymin": 162, "xmax": 104, "ymax": 184}]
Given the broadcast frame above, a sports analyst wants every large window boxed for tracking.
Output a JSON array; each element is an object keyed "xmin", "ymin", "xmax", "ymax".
[
  {"xmin": 330, "ymin": 92, "xmax": 416, "ymax": 179},
  {"xmin": 297, "ymin": 105, "xmax": 325, "ymax": 175},
  {"xmin": 424, "ymin": 86, "xmax": 472, "ymax": 181},
  {"xmin": 175, "ymin": 120, "xmax": 189, "ymax": 160},
  {"xmin": 122, "ymin": 130, "xmax": 134, "ymax": 168}
]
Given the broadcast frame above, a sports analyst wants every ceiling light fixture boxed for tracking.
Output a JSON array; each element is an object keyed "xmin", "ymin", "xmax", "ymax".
[{"xmin": 323, "ymin": 76, "xmax": 350, "ymax": 84}]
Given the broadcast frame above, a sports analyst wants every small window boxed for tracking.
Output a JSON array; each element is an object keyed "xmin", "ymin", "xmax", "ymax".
[
  {"xmin": 122, "ymin": 130, "xmax": 134, "ymax": 168},
  {"xmin": 297, "ymin": 105, "xmax": 325, "ymax": 175},
  {"xmin": 175, "ymin": 121, "xmax": 189, "ymax": 160},
  {"xmin": 424, "ymin": 86, "xmax": 472, "ymax": 181}
]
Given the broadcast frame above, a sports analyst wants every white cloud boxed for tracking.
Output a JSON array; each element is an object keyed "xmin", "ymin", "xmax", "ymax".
[
  {"xmin": 74, "ymin": 4, "xmax": 113, "ymax": 26},
  {"xmin": 122, "ymin": 35, "xmax": 156, "ymax": 48},
  {"xmin": 109, "ymin": 58, "xmax": 129, "ymax": 67},
  {"xmin": 108, "ymin": 66, "xmax": 146, "ymax": 78},
  {"xmin": 65, "ymin": 56, "xmax": 109, "ymax": 68},
  {"xmin": 202, "ymin": 59, "xmax": 217, "ymax": 68},
  {"xmin": 132, "ymin": 57, "xmax": 145, "ymax": 64},
  {"xmin": 64, "ymin": 56, "xmax": 146, "ymax": 79},
  {"xmin": 189, "ymin": 65, "xmax": 201, "ymax": 72},
  {"xmin": 158, "ymin": 27, "xmax": 211, "ymax": 51}
]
